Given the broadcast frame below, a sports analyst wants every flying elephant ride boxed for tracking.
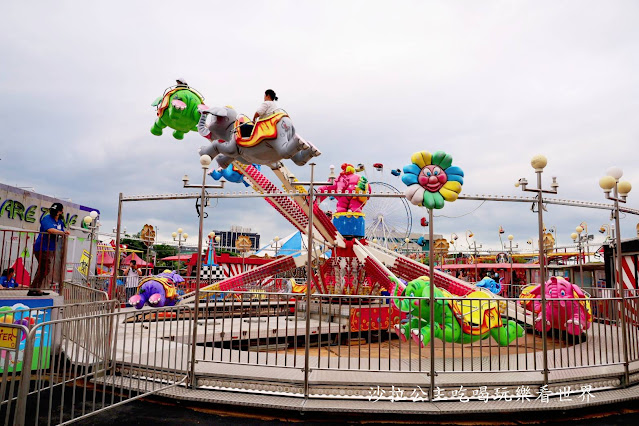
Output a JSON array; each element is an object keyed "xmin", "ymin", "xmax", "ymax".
[
  {"xmin": 519, "ymin": 276, "xmax": 592, "ymax": 337},
  {"xmin": 197, "ymin": 105, "xmax": 321, "ymax": 169},
  {"xmin": 150, "ymin": 79, "xmax": 205, "ymax": 140},
  {"xmin": 129, "ymin": 271, "xmax": 184, "ymax": 310},
  {"xmin": 390, "ymin": 276, "xmax": 524, "ymax": 347}
]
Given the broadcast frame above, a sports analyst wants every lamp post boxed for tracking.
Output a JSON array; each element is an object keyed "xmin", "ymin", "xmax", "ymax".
[
  {"xmin": 571, "ymin": 228, "xmax": 585, "ymax": 288},
  {"xmin": 577, "ymin": 222, "xmax": 591, "ymax": 263},
  {"xmin": 82, "ymin": 210, "xmax": 99, "ymax": 285},
  {"xmin": 547, "ymin": 225, "xmax": 558, "ymax": 253},
  {"xmin": 466, "ymin": 230, "xmax": 481, "ymax": 282},
  {"xmin": 507, "ymin": 234, "xmax": 518, "ymax": 298},
  {"xmin": 404, "ymin": 237, "xmax": 411, "ymax": 257},
  {"xmin": 516, "ymin": 154, "xmax": 557, "ymax": 388},
  {"xmin": 273, "ymin": 236, "xmax": 280, "ymax": 257},
  {"xmin": 599, "ymin": 166, "xmax": 632, "ymax": 386},
  {"xmin": 186, "ymin": 154, "xmax": 223, "ymax": 389},
  {"xmin": 172, "ymin": 228, "xmax": 188, "ymax": 272},
  {"xmin": 450, "ymin": 233, "xmax": 458, "ymax": 258}
]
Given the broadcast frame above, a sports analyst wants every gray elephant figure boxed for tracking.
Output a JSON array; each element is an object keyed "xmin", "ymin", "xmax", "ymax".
[{"xmin": 197, "ymin": 105, "xmax": 321, "ymax": 169}]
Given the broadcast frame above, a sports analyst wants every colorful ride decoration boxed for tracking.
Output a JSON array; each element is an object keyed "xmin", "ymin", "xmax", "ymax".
[
  {"xmin": 475, "ymin": 277, "xmax": 502, "ymax": 295},
  {"xmin": 209, "ymin": 163, "xmax": 260, "ymax": 187},
  {"xmin": 332, "ymin": 212, "xmax": 366, "ymax": 238},
  {"xmin": 316, "ymin": 163, "xmax": 370, "ymax": 238},
  {"xmin": 402, "ymin": 151, "xmax": 464, "ymax": 209},
  {"xmin": 317, "ymin": 163, "xmax": 371, "ymax": 213},
  {"xmin": 197, "ymin": 106, "xmax": 320, "ymax": 169},
  {"xmin": 520, "ymin": 276, "xmax": 592, "ymax": 336},
  {"xmin": 151, "ymin": 80, "xmax": 204, "ymax": 140},
  {"xmin": 129, "ymin": 271, "xmax": 184, "ymax": 309},
  {"xmin": 390, "ymin": 276, "xmax": 523, "ymax": 347},
  {"xmin": 0, "ymin": 304, "xmax": 39, "ymax": 371}
]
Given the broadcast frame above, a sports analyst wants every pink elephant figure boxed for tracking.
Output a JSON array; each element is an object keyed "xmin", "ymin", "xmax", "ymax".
[
  {"xmin": 524, "ymin": 276, "xmax": 592, "ymax": 336},
  {"xmin": 316, "ymin": 163, "xmax": 371, "ymax": 213}
]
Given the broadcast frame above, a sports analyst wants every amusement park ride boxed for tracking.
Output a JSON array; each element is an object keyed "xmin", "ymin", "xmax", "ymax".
[
  {"xmin": 144, "ymin": 80, "xmax": 539, "ymax": 339},
  {"xmin": 134, "ymin": 79, "xmax": 639, "ymax": 345}
]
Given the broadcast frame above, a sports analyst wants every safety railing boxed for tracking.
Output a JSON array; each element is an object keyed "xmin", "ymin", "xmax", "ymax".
[
  {"xmin": 1, "ymin": 302, "xmax": 191, "ymax": 426},
  {"xmin": 1, "ymin": 230, "xmax": 67, "ymax": 294},
  {"xmin": 62, "ymin": 281, "xmax": 109, "ymax": 304},
  {"xmin": 192, "ymin": 290, "xmax": 635, "ymax": 376},
  {"xmin": 2, "ymin": 288, "xmax": 636, "ymax": 423}
]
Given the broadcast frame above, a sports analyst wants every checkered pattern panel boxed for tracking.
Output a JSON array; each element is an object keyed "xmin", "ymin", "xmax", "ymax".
[{"xmin": 200, "ymin": 265, "xmax": 225, "ymax": 281}]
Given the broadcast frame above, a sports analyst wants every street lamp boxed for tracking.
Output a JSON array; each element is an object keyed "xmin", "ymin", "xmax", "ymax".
[
  {"xmin": 571, "ymin": 228, "xmax": 585, "ymax": 288},
  {"xmin": 507, "ymin": 234, "xmax": 519, "ymax": 298},
  {"xmin": 273, "ymin": 236, "xmax": 280, "ymax": 257},
  {"xmin": 578, "ymin": 222, "xmax": 591, "ymax": 262},
  {"xmin": 450, "ymin": 233, "xmax": 458, "ymax": 252},
  {"xmin": 466, "ymin": 230, "xmax": 481, "ymax": 282},
  {"xmin": 404, "ymin": 237, "xmax": 411, "ymax": 256},
  {"xmin": 82, "ymin": 210, "xmax": 99, "ymax": 284},
  {"xmin": 600, "ymin": 166, "xmax": 632, "ymax": 385},
  {"xmin": 187, "ymin": 154, "xmax": 226, "ymax": 388},
  {"xmin": 516, "ymin": 154, "xmax": 558, "ymax": 387},
  {"xmin": 172, "ymin": 228, "xmax": 188, "ymax": 271}
]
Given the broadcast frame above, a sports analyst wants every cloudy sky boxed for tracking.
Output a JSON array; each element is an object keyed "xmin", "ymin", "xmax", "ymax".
[{"xmin": 1, "ymin": 1, "xmax": 638, "ymax": 254}]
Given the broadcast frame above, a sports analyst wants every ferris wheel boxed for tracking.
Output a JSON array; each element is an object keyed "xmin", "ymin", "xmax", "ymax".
[{"xmin": 362, "ymin": 163, "xmax": 413, "ymax": 249}]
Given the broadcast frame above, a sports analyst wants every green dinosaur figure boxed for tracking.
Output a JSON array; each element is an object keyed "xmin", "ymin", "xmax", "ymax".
[
  {"xmin": 390, "ymin": 276, "xmax": 523, "ymax": 347},
  {"xmin": 151, "ymin": 81, "xmax": 204, "ymax": 140}
]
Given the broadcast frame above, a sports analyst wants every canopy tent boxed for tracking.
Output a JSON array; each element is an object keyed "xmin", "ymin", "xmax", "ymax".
[
  {"xmin": 95, "ymin": 250, "xmax": 115, "ymax": 267},
  {"xmin": 122, "ymin": 252, "xmax": 151, "ymax": 267},
  {"xmin": 255, "ymin": 232, "xmax": 306, "ymax": 258},
  {"xmin": 255, "ymin": 232, "xmax": 330, "ymax": 259},
  {"xmin": 160, "ymin": 254, "xmax": 193, "ymax": 262}
]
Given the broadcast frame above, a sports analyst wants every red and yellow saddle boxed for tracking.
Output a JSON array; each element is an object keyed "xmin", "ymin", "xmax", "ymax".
[
  {"xmin": 234, "ymin": 112, "xmax": 288, "ymax": 148},
  {"xmin": 137, "ymin": 276, "xmax": 178, "ymax": 300}
]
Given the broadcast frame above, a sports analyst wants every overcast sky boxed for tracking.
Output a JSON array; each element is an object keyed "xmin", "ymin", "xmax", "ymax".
[{"xmin": 1, "ymin": 1, "xmax": 638, "ymax": 253}]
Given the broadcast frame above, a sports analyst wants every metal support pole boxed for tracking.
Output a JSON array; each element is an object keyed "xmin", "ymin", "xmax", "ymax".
[
  {"xmin": 304, "ymin": 163, "xmax": 315, "ymax": 399},
  {"xmin": 613, "ymin": 186, "xmax": 630, "ymax": 386},
  {"xmin": 109, "ymin": 193, "xmax": 123, "ymax": 300},
  {"xmin": 190, "ymin": 164, "xmax": 208, "ymax": 389},
  {"xmin": 428, "ymin": 208, "xmax": 435, "ymax": 400},
  {"xmin": 509, "ymin": 240, "xmax": 514, "ymax": 298},
  {"xmin": 578, "ymin": 239, "xmax": 584, "ymax": 288},
  {"xmin": 85, "ymin": 221, "xmax": 95, "ymax": 285},
  {"xmin": 473, "ymin": 242, "xmax": 478, "ymax": 282},
  {"xmin": 536, "ymin": 171, "xmax": 549, "ymax": 387}
]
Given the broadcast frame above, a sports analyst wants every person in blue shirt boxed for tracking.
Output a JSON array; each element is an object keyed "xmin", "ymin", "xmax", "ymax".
[
  {"xmin": 0, "ymin": 268, "xmax": 18, "ymax": 288},
  {"xmin": 31, "ymin": 202, "xmax": 70, "ymax": 296}
]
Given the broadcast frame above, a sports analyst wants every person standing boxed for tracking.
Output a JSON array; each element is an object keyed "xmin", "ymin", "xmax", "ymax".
[
  {"xmin": 31, "ymin": 203, "xmax": 69, "ymax": 296},
  {"xmin": 252, "ymin": 89, "xmax": 279, "ymax": 122},
  {"xmin": 123, "ymin": 260, "xmax": 140, "ymax": 301}
]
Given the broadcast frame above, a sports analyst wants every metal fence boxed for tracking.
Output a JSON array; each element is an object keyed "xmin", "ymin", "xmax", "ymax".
[
  {"xmin": 192, "ymin": 290, "xmax": 639, "ymax": 374},
  {"xmin": 2, "ymin": 287, "xmax": 637, "ymax": 423},
  {"xmin": 0, "ymin": 301, "xmax": 192, "ymax": 426},
  {"xmin": 1, "ymin": 230, "xmax": 67, "ymax": 294}
]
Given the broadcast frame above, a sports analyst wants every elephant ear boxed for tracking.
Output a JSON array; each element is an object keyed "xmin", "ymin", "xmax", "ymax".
[{"xmin": 571, "ymin": 283, "xmax": 586, "ymax": 298}]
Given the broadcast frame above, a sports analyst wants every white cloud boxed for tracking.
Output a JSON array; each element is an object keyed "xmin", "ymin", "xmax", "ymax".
[{"xmin": 1, "ymin": 1, "xmax": 638, "ymax": 249}]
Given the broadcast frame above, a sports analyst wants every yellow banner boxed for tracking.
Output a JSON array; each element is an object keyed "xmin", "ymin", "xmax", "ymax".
[
  {"xmin": 0, "ymin": 326, "xmax": 19, "ymax": 350},
  {"xmin": 77, "ymin": 249, "xmax": 91, "ymax": 276}
]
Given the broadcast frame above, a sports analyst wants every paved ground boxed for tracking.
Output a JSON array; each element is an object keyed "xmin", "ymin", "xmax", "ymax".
[{"xmin": 73, "ymin": 396, "xmax": 639, "ymax": 425}]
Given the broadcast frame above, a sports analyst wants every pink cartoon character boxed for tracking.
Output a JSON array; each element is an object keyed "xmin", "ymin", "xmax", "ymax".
[
  {"xmin": 523, "ymin": 276, "xmax": 592, "ymax": 336},
  {"xmin": 317, "ymin": 163, "xmax": 371, "ymax": 213}
]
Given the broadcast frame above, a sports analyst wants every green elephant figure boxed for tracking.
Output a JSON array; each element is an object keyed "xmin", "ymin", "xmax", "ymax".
[
  {"xmin": 151, "ymin": 80, "xmax": 204, "ymax": 140},
  {"xmin": 390, "ymin": 276, "xmax": 523, "ymax": 347}
]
